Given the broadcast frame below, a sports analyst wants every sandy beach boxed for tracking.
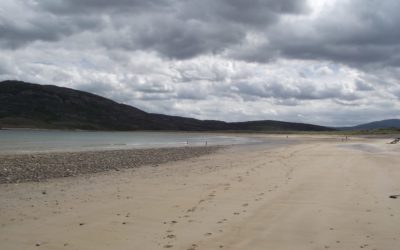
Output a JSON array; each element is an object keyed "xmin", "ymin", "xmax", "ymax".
[{"xmin": 1, "ymin": 135, "xmax": 400, "ymax": 250}]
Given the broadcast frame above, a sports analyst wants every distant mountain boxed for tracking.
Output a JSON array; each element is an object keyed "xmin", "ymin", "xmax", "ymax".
[
  {"xmin": 0, "ymin": 80, "xmax": 334, "ymax": 132},
  {"xmin": 338, "ymin": 119, "xmax": 400, "ymax": 131}
]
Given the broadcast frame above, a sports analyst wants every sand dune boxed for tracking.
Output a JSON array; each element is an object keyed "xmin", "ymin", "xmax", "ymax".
[{"xmin": 1, "ymin": 135, "xmax": 400, "ymax": 250}]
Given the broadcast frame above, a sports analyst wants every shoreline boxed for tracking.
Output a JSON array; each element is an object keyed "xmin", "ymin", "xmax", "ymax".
[{"xmin": 0, "ymin": 130, "xmax": 263, "ymax": 154}]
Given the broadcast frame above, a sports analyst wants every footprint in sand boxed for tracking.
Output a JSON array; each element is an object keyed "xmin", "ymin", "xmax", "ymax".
[
  {"xmin": 187, "ymin": 206, "xmax": 197, "ymax": 213},
  {"xmin": 163, "ymin": 220, "xmax": 178, "ymax": 225},
  {"xmin": 187, "ymin": 243, "xmax": 198, "ymax": 250},
  {"xmin": 217, "ymin": 218, "xmax": 227, "ymax": 224},
  {"xmin": 208, "ymin": 193, "xmax": 216, "ymax": 198}
]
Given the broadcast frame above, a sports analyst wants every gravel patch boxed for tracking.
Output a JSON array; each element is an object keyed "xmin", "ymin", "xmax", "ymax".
[{"xmin": 0, "ymin": 146, "xmax": 222, "ymax": 184}]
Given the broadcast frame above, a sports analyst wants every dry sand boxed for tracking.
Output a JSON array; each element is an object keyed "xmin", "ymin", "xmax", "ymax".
[{"xmin": 1, "ymin": 135, "xmax": 400, "ymax": 250}]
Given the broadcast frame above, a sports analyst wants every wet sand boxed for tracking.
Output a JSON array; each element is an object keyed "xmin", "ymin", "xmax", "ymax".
[{"xmin": 1, "ymin": 135, "xmax": 400, "ymax": 250}]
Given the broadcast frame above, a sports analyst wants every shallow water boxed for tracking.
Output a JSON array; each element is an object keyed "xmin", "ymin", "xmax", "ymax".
[{"xmin": 0, "ymin": 129, "xmax": 260, "ymax": 153}]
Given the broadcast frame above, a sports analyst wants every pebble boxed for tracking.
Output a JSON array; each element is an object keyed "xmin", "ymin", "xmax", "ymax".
[{"xmin": 0, "ymin": 146, "xmax": 222, "ymax": 184}]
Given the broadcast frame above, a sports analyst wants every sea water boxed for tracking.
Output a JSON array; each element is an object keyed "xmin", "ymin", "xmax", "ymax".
[{"xmin": 0, "ymin": 129, "xmax": 259, "ymax": 153}]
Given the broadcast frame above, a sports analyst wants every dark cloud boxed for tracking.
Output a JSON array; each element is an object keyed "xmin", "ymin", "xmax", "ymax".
[
  {"xmin": 355, "ymin": 79, "xmax": 374, "ymax": 91},
  {"xmin": 394, "ymin": 88, "xmax": 400, "ymax": 100},
  {"xmin": 134, "ymin": 0, "xmax": 307, "ymax": 58},
  {"xmin": 35, "ymin": 0, "xmax": 170, "ymax": 14},
  {"xmin": 133, "ymin": 19, "xmax": 244, "ymax": 59},
  {"xmin": 238, "ymin": 0, "xmax": 400, "ymax": 68},
  {"xmin": 0, "ymin": 0, "xmax": 309, "ymax": 58},
  {"xmin": 0, "ymin": 16, "xmax": 68, "ymax": 48},
  {"xmin": 2, "ymin": 0, "xmax": 400, "ymax": 65},
  {"xmin": 180, "ymin": 0, "xmax": 308, "ymax": 26},
  {"xmin": 96, "ymin": 0, "xmax": 308, "ymax": 59},
  {"xmin": 0, "ymin": 1, "xmax": 101, "ymax": 48}
]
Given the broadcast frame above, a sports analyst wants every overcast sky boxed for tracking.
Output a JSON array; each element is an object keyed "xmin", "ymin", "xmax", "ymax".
[{"xmin": 1, "ymin": 0, "xmax": 400, "ymax": 126}]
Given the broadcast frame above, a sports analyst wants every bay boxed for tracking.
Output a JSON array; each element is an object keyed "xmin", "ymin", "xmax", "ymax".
[{"xmin": 0, "ymin": 129, "xmax": 257, "ymax": 153}]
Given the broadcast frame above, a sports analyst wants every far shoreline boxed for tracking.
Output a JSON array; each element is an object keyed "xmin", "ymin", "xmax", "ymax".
[{"xmin": 2, "ymin": 126, "xmax": 399, "ymax": 137}]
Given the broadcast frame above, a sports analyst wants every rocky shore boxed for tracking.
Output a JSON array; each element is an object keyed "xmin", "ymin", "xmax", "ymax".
[{"xmin": 0, "ymin": 146, "xmax": 221, "ymax": 184}]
